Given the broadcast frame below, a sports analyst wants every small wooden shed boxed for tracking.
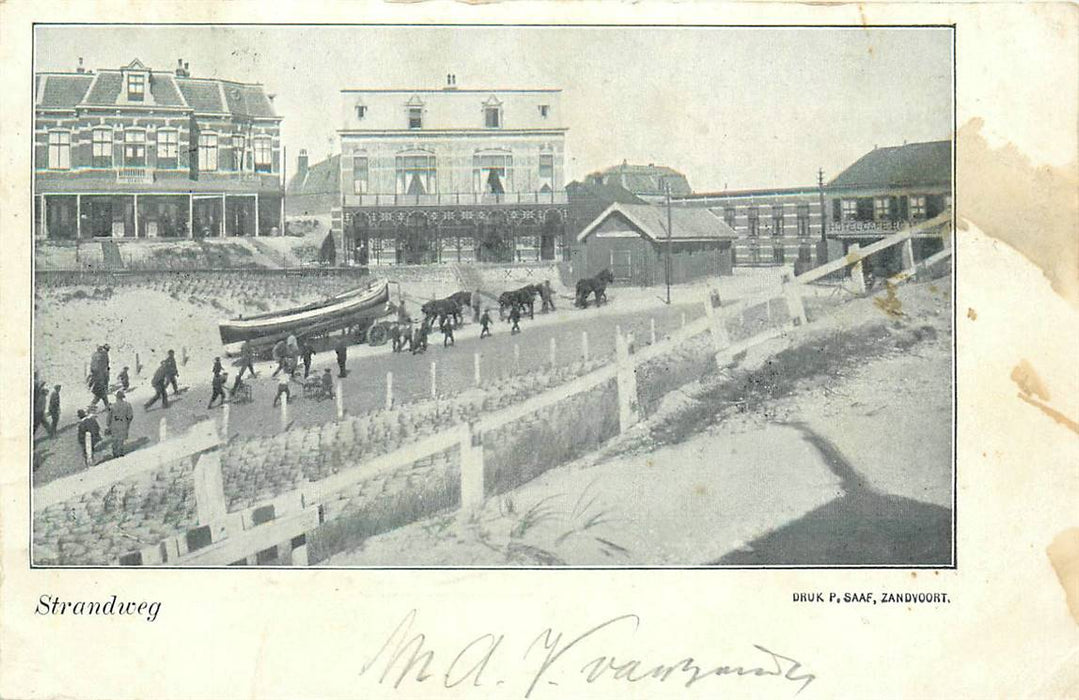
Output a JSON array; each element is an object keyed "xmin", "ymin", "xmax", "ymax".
[{"xmin": 576, "ymin": 203, "xmax": 736, "ymax": 285}]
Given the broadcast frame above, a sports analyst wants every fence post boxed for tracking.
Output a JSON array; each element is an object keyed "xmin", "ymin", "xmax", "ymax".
[
  {"xmin": 385, "ymin": 371, "xmax": 394, "ymax": 410},
  {"xmin": 901, "ymin": 237, "xmax": 916, "ymax": 275},
  {"xmin": 849, "ymin": 243, "xmax": 867, "ymax": 295},
  {"xmin": 614, "ymin": 330, "xmax": 640, "ymax": 433},
  {"xmin": 581, "ymin": 331, "xmax": 589, "ymax": 361},
  {"xmin": 473, "ymin": 352, "xmax": 481, "ymax": 386},
  {"xmin": 193, "ymin": 451, "xmax": 227, "ymax": 526},
  {"xmin": 650, "ymin": 318, "xmax": 657, "ymax": 345},
  {"xmin": 782, "ymin": 273, "xmax": 808, "ymax": 327},
  {"xmin": 280, "ymin": 391, "xmax": 288, "ymax": 432},
  {"xmin": 221, "ymin": 403, "xmax": 230, "ymax": 438},
  {"xmin": 135, "ymin": 353, "xmax": 141, "ymax": 375},
  {"xmin": 159, "ymin": 417, "xmax": 168, "ymax": 442},
  {"xmin": 549, "ymin": 337, "xmax": 557, "ymax": 366},
  {"xmin": 430, "ymin": 361, "xmax": 437, "ymax": 399},
  {"xmin": 702, "ymin": 293, "xmax": 731, "ymax": 369},
  {"xmin": 335, "ymin": 380, "xmax": 344, "ymax": 420},
  {"xmin": 84, "ymin": 432, "xmax": 93, "ymax": 466},
  {"xmin": 459, "ymin": 421, "xmax": 485, "ymax": 517}
]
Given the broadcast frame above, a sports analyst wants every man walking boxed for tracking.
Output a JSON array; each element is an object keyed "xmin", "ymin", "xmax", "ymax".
[
  {"xmin": 144, "ymin": 360, "xmax": 170, "ymax": 410},
  {"xmin": 238, "ymin": 341, "xmax": 257, "ymax": 379},
  {"xmin": 164, "ymin": 349, "xmax": 180, "ymax": 396},
  {"xmin": 118, "ymin": 366, "xmax": 130, "ymax": 392},
  {"xmin": 509, "ymin": 304, "xmax": 522, "ymax": 335},
  {"xmin": 541, "ymin": 280, "xmax": 556, "ymax": 313},
  {"xmin": 320, "ymin": 368, "xmax": 334, "ymax": 400},
  {"xmin": 106, "ymin": 391, "xmax": 133, "ymax": 459},
  {"xmin": 301, "ymin": 340, "xmax": 314, "ymax": 378},
  {"xmin": 440, "ymin": 315, "xmax": 455, "ymax": 347},
  {"xmin": 208, "ymin": 370, "xmax": 228, "ymax": 408},
  {"xmin": 47, "ymin": 384, "xmax": 62, "ymax": 437},
  {"xmin": 334, "ymin": 336, "xmax": 348, "ymax": 378},
  {"xmin": 479, "ymin": 309, "xmax": 492, "ymax": 339}
]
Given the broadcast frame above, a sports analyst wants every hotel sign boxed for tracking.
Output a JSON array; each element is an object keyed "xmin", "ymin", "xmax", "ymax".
[{"xmin": 829, "ymin": 220, "xmax": 909, "ymax": 234}]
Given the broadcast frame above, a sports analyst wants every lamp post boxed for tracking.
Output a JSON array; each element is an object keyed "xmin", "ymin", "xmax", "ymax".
[{"xmin": 665, "ymin": 180, "xmax": 672, "ymax": 305}]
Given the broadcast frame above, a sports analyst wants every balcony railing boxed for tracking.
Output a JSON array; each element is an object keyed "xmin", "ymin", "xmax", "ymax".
[
  {"xmin": 349, "ymin": 191, "xmax": 568, "ymax": 207},
  {"xmin": 116, "ymin": 167, "xmax": 153, "ymax": 184}
]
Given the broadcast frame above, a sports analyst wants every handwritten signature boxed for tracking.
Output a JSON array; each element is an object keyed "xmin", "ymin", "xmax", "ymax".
[{"xmin": 359, "ymin": 609, "xmax": 815, "ymax": 696}]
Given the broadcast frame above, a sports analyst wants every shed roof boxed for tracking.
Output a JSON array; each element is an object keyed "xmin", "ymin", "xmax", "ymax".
[
  {"xmin": 287, "ymin": 155, "xmax": 341, "ymax": 196},
  {"xmin": 829, "ymin": 140, "xmax": 952, "ymax": 190},
  {"xmin": 577, "ymin": 203, "xmax": 737, "ymax": 243}
]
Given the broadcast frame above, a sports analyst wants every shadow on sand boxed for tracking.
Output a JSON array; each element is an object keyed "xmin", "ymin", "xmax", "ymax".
[{"xmin": 713, "ymin": 422, "xmax": 953, "ymax": 566}]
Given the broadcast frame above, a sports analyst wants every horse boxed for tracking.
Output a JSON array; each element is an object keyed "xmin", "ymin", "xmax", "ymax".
[
  {"xmin": 498, "ymin": 285, "xmax": 540, "ymax": 320},
  {"xmin": 421, "ymin": 297, "xmax": 463, "ymax": 328},
  {"xmin": 575, "ymin": 268, "xmax": 615, "ymax": 308}
]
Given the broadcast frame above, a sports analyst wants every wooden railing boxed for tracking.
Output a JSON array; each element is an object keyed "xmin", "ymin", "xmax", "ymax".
[{"xmin": 108, "ymin": 215, "xmax": 952, "ymax": 566}]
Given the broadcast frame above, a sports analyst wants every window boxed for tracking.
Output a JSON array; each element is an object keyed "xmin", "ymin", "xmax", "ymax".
[
  {"xmin": 353, "ymin": 156, "xmax": 369, "ymax": 195},
  {"xmin": 538, "ymin": 154, "xmax": 554, "ymax": 192},
  {"xmin": 253, "ymin": 137, "xmax": 272, "ymax": 173},
  {"xmin": 747, "ymin": 205, "xmax": 759, "ymax": 236},
  {"xmin": 124, "ymin": 130, "xmax": 146, "ymax": 167},
  {"xmin": 395, "ymin": 154, "xmax": 436, "ymax": 195},
  {"xmin": 408, "ymin": 107, "xmax": 423, "ymax": 129},
  {"xmin": 156, "ymin": 129, "xmax": 178, "ymax": 169},
  {"xmin": 91, "ymin": 128, "xmax": 112, "ymax": 168},
  {"xmin": 910, "ymin": 195, "xmax": 927, "ymax": 219},
  {"xmin": 484, "ymin": 106, "xmax": 502, "ymax": 128},
  {"xmin": 127, "ymin": 74, "xmax": 145, "ymax": 102},
  {"xmin": 538, "ymin": 104, "xmax": 549, "ymax": 118},
  {"xmin": 773, "ymin": 245, "xmax": 786, "ymax": 264},
  {"xmin": 473, "ymin": 153, "xmax": 513, "ymax": 194},
  {"xmin": 47, "ymin": 131, "xmax": 70, "ymax": 169},
  {"xmin": 771, "ymin": 204, "xmax": 784, "ymax": 237},
  {"xmin": 198, "ymin": 133, "xmax": 218, "ymax": 172},
  {"xmin": 840, "ymin": 199, "xmax": 857, "ymax": 222},
  {"xmin": 723, "ymin": 207, "xmax": 735, "ymax": 228},
  {"xmin": 355, "ymin": 104, "xmax": 367, "ymax": 119},
  {"xmin": 797, "ymin": 203, "xmax": 810, "ymax": 237},
  {"xmin": 874, "ymin": 197, "xmax": 891, "ymax": 221}
]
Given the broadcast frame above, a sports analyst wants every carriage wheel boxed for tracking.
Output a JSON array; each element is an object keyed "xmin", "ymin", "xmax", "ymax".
[{"xmin": 367, "ymin": 324, "xmax": 389, "ymax": 346}]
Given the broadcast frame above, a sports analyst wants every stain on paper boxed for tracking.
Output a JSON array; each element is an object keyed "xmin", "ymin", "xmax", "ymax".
[
  {"xmin": 1047, "ymin": 529, "xmax": 1079, "ymax": 625},
  {"xmin": 1011, "ymin": 359, "xmax": 1050, "ymax": 401},
  {"xmin": 967, "ymin": 307, "xmax": 977, "ymax": 321},
  {"xmin": 957, "ymin": 118, "xmax": 1079, "ymax": 308}
]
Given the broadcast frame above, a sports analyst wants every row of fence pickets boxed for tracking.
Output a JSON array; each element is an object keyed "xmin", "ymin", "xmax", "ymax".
[{"xmin": 52, "ymin": 220, "xmax": 951, "ymax": 566}]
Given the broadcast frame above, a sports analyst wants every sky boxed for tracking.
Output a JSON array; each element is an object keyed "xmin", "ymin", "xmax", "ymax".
[{"xmin": 36, "ymin": 25, "xmax": 953, "ymax": 192}]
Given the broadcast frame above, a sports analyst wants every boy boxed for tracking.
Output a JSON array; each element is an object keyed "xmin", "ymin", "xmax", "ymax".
[
  {"xmin": 208, "ymin": 370, "xmax": 228, "ymax": 408},
  {"xmin": 117, "ymin": 366, "xmax": 130, "ymax": 392},
  {"xmin": 479, "ymin": 309, "xmax": 492, "ymax": 339}
]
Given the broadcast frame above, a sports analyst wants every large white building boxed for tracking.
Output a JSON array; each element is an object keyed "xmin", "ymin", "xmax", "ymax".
[{"xmin": 335, "ymin": 75, "xmax": 569, "ymax": 265}]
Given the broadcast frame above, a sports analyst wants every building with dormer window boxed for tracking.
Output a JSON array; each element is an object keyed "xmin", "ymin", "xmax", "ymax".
[
  {"xmin": 34, "ymin": 58, "xmax": 284, "ymax": 241},
  {"xmin": 335, "ymin": 75, "xmax": 569, "ymax": 266}
]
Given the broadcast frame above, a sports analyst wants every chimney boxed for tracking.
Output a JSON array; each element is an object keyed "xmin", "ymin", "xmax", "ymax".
[
  {"xmin": 297, "ymin": 149, "xmax": 309, "ymax": 178},
  {"xmin": 76, "ymin": 57, "xmax": 85, "ymax": 74},
  {"xmin": 175, "ymin": 59, "xmax": 190, "ymax": 77},
  {"xmin": 444, "ymin": 73, "xmax": 458, "ymax": 90}
]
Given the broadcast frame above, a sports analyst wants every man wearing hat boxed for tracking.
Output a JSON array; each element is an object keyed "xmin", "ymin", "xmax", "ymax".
[{"xmin": 106, "ymin": 391, "xmax": 133, "ymax": 458}]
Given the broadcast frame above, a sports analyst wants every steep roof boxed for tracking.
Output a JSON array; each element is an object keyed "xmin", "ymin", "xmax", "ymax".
[
  {"xmin": 35, "ymin": 60, "xmax": 278, "ymax": 118},
  {"xmin": 578, "ymin": 203, "xmax": 737, "ymax": 243},
  {"xmin": 37, "ymin": 74, "xmax": 94, "ymax": 108},
  {"xmin": 829, "ymin": 140, "xmax": 952, "ymax": 190},
  {"xmin": 587, "ymin": 163, "xmax": 693, "ymax": 197},
  {"xmin": 287, "ymin": 155, "xmax": 341, "ymax": 196}
]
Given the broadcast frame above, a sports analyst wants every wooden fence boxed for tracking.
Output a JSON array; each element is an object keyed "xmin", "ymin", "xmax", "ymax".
[{"xmin": 103, "ymin": 216, "xmax": 951, "ymax": 566}]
